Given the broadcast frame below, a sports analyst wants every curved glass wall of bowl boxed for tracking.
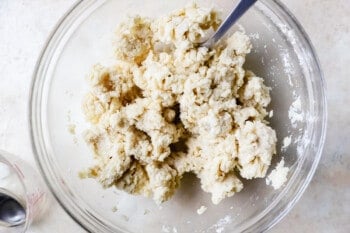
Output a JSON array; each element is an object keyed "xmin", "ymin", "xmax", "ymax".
[
  {"xmin": 0, "ymin": 150, "xmax": 50, "ymax": 233},
  {"xmin": 30, "ymin": 0, "xmax": 326, "ymax": 232}
]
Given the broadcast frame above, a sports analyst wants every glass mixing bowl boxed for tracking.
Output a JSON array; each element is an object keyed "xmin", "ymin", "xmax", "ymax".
[{"xmin": 30, "ymin": 0, "xmax": 327, "ymax": 232}]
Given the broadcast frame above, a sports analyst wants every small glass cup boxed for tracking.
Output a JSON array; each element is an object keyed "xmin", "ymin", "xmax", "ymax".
[{"xmin": 0, "ymin": 150, "xmax": 49, "ymax": 233}]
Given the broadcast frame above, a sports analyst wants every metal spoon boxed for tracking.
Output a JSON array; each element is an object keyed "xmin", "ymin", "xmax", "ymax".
[
  {"xmin": 201, "ymin": 0, "xmax": 257, "ymax": 48},
  {"xmin": 0, "ymin": 190, "xmax": 26, "ymax": 227}
]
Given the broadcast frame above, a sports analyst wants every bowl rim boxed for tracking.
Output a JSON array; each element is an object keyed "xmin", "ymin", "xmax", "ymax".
[{"xmin": 29, "ymin": 0, "xmax": 327, "ymax": 232}]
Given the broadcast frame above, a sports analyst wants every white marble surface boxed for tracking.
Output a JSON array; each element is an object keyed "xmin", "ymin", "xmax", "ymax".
[{"xmin": 0, "ymin": 0, "xmax": 349, "ymax": 232}]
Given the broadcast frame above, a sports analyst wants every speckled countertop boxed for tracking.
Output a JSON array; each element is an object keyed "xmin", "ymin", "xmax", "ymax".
[{"xmin": 0, "ymin": 0, "xmax": 349, "ymax": 232}]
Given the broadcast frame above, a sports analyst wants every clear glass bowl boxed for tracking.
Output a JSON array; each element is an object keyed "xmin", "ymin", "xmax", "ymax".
[{"xmin": 30, "ymin": 0, "xmax": 327, "ymax": 232}]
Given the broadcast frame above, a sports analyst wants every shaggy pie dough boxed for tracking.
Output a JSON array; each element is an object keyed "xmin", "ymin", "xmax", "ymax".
[{"xmin": 81, "ymin": 4, "xmax": 277, "ymax": 205}]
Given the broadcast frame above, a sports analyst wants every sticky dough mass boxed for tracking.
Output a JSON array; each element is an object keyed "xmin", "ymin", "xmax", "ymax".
[{"xmin": 82, "ymin": 4, "xmax": 277, "ymax": 205}]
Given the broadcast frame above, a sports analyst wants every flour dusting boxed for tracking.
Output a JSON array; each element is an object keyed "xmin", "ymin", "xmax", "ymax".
[
  {"xmin": 161, "ymin": 225, "xmax": 170, "ymax": 233},
  {"xmin": 197, "ymin": 205, "xmax": 208, "ymax": 215},
  {"xmin": 208, "ymin": 215, "xmax": 232, "ymax": 233},
  {"xmin": 161, "ymin": 225, "xmax": 177, "ymax": 233},
  {"xmin": 281, "ymin": 49, "xmax": 294, "ymax": 86},
  {"xmin": 282, "ymin": 136, "xmax": 291, "ymax": 151},
  {"xmin": 249, "ymin": 32, "xmax": 260, "ymax": 40},
  {"xmin": 288, "ymin": 97, "xmax": 303, "ymax": 127}
]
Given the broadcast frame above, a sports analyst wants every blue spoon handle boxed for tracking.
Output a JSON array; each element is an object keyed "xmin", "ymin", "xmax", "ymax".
[{"xmin": 203, "ymin": 0, "xmax": 257, "ymax": 48}]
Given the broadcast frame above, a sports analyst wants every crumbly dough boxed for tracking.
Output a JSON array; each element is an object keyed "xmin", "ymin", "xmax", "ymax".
[
  {"xmin": 82, "ymin": 4, "xmax": 277, "ymax": 205},
  {"xmin": 266, "ymin": 159, "xmax": 289, "ymax": 190}
]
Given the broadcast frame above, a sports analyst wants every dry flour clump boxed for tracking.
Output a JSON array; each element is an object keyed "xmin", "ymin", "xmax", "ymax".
[
  {"xmin": 81, "ymin": 4, "xmax": 277, "ymax": 205},
  {"xmin": 266, "ymin": 159, "xmax": 289, "ymax": 190}
]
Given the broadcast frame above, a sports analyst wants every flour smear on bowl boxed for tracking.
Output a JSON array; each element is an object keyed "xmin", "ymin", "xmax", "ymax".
[{"xmin": 79, "ymin": 3, "xmax": 288, "ymax": 205}]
